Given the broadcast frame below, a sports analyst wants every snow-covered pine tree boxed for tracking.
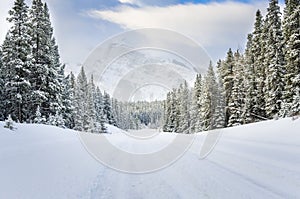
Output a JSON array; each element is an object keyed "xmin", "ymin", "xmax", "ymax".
[
  {"xmin": 94, "ymin": 86, "xmax": 107, "ymax": 133},
  {"xmin": 264, "ymin": 0, "xmax": 285, "ymax": 119},
  {"xmin": 178, "ymin": 81, "xmax": 191, "ymax": 133},
  {"xmin": 43, "ymin": 3, "xmax": 65, "ymax": 119},
  {"xmin": 165, "ymin": 89, "xmax": 178, "ymax": 132},
  {"xmin": 200, "ymin": 61, "xmax": 218, "ymax": 131},
  {"xmin": 86, "ymin": 75, "xmax": 97, "ymax": 133},
  {"xmin": 244, "ymin": 34, "xmax": 259, "ymax": 123},
  {"xmin": 0, "ymin": 48, "xmax": 4, "ymax": 120},
  {"xmin": 252, "ymin": 11, "xmax": 268, "ymax": 121},
  {"xmin": 214, "ymin": 60, "xmax": 226, "ymax": 129},
  {"xmin": 33, "ymin": 105, "xmax": 46, "ymax": 124},
  {"xmin": 47, "ymin": 111, "xmax": 65, "ymax": 128},
  {"xmin": 228, "ymin": 51, "xmax": 246, "ymax": 126},
  {"xmin": 103, "ymin": 91, "xmax": 117, "ymax": 126},
  {"xmin": 251, "ymin": 10, "xmax": 266, "ymax": 121},
  {"xmin": 98, "ymin": 113, "xmax": 107, "ymax": 133},
  {"xmin": 163, "ymin": 92, "xmax": 172, "ymax": 132},
  {"xmin": 28, "ymin": 1, "xmax": 65, "ymax": 122},
  {"xmin": 221, "ymin": 49, "xmax": 235, "ymax": 126},
  {"xmin": 282, "ymin": 0, "xmax": 300, "ymax": 116},
  {"xmin": 29, "ymin": 0, "xmax": 50, "ymax": 119},
  {"xmin": 94, "ymin": 87, "xmax": 103, "ymax": 122},
  {"xmin": 67, "ymin": 72, "xmax": 76, "ymax": 128},
  {"xmin": 111, "ymin": 98, "xmax": 121, "ymax": 128},
  {"xmin": 60, "ymin": 70, "xmax": 74, "ymax": 128},
  {"xmin": 1, "ymin": 0, "xmax": 32, "ymax": 122},
  {"xmin": 174, "ymin": 88, "xmax": 181, "ymax": 133},
  {"xmin": 191, "ymin": 74, "xmax": 202, "ymax": 133},
  {"xmin": 74, "ymin": 67, "xmax": 89, "ymax": 131}
]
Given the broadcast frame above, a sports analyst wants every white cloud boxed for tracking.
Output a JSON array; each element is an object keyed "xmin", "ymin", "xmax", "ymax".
[
  {"xmin": 118, "ymin": 0, "xmax": 140, "ymax": 5},
  {"xmin": 0, "ymin": 0, "xmax": 14, "ymax": 43},
  {"xmin": 88, "ymin": 1, "xmax": 270, "ymax": 59}
]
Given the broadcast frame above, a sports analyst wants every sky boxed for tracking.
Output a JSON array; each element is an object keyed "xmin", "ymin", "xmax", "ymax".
[{"xmin": 0, "ymin": 0, "xmax": 285, "ymax": 74}]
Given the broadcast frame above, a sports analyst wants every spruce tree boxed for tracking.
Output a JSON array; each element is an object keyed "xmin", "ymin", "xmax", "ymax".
[
  {"xmin": 163, "ymin": 92, "xmax": 172, "ymax": 132},
  {"xmin": 74, "ymin": 67, "xmax": 89, "ymax": 131},
  {"xmin": 178, "ymin": 81, "xmax": 191, "ymax": 133},
  {"xmin": 2, "ymin": 0, "xmax": 32, "ymax": 122},
  {"xmin": 87, "ymin": 75, "xmax": 97, "ymax": 133},
  {"xmin": 95, "ymin": 87, "xmax": 104, "ymax": 123},
  {"xmin": 282, "ymin": 0, "xmax": 300, "ymax": 116},
  {"xmin": 251, "ymin": 10, "xmax": 266, "ymax": 121},
  {"xmin": 191, "ymin": 74, "xmax": 202, "ymax": 133},
  {"xmin": 60, "ymin": 70, "xmax": 74, "ymax": 128},
  {"xmin": 200, "ymin": 62, "xmax": 218, "ymax": 130},
  {"xmin": 221, "ymin": 49, "xmax": 235, "ymax": 126},
  {"xmin": 174, "ymin": 88, "xmax": 181, "ymax": 132},
  {"xmin": 103, "ymin": 91, "xmax": 116, "ymax": 126},
  {"xmin": 214, "ymin": 60, "xmax": 226, "ymax": 129},
  {"xmin": 0, "ymin": 48, "xmax": 4, "ymax": 120},
  {"xmin": 28, "ymin": 1, "xmax": 65, "ymax": 122},
  {"xmin": 44, "ymin": 3, "xmax": 64, "ymax": 119},
  {"xmin": 228, "ymin": 51, "xmax": 246, "ymax": 126},
  {"xmin": 264, "ymin": 0, "xmax": 285, "ymax": 118},
  {"xmin": 29, "ymin": 0, "xmax": 49, "ymax": 118},
  {"xmin": 244, "ymin": 34, "xmax": 260, "ymax": 123},
  {"xmin": 167, "ymin": 89, "xmax": 178, "ymax": 132}
]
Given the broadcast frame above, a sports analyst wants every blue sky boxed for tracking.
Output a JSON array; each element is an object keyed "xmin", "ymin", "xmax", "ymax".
[{"xmin": 0, "ymin": 0, "xmax": 285, "ymax": 74}]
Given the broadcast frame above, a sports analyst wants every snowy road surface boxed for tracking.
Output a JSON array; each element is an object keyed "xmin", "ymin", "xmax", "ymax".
[{"xmin": 0, "ymin": 118, "xmax": 299, "ymax": 199}]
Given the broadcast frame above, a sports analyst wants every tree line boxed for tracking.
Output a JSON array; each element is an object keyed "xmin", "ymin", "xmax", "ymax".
[
  {"xmin": 163, "ymin": 0, "xmax": 300, "ymax": 133},
  {"xmin": 0, "ymin": 0, "xmax": 164, "ymax": 133}
]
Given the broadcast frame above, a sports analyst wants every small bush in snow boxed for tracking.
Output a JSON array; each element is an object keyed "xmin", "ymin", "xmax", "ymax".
[{"xmin": 4, "ymin": 115, "xmax": 16, "ymax": 131}]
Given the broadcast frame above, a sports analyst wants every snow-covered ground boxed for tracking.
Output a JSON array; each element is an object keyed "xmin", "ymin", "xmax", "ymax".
[{"xmin": 0, "ymin": 118, "xmax": 299, "ymax": 199}]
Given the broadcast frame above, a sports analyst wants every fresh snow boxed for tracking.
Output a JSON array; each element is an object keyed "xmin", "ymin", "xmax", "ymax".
[{"xmin": 0, "ymin": 118, "xmax": 300, "ymax": 199}]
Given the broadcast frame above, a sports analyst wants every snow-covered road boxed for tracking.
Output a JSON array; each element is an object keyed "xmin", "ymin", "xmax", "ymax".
[{"xmin": 0, "ymin": 118, "xmax": 299, "ymax": 199}]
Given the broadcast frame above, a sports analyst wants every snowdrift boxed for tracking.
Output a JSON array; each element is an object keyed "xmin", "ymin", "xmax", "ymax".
[{"xmin": 0, "ymin": 118, "xmax": 299, "ymax": 199}]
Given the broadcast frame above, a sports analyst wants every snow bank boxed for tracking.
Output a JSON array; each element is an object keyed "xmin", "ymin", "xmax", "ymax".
[{"xmin": 0, "ymin": 118, "xmax": 299, "ymax": 199}]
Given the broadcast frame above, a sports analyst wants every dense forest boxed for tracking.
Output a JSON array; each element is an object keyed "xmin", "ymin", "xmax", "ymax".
[
  {"xmin": 0, "ymin": 0, "xmax": 163, "ymax": 133},
  {"xmin": 163, "ymin": 0, "xmax": 299, "ymax": 133},
  {"xmin": 0, "ymin": 0, "xmax": 299, "ymax": 134}
]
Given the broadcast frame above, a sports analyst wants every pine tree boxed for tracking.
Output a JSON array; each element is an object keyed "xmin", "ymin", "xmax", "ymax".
[
  {"xmin": 94, "ymin": 86, "xmax": 107, "ymax": 133},
  {"xmin": 178, "ymin": 81, "xmax": 191, "ymax": 133},
  {"xmin": 41, "ymin": 3, "xmax": 64, "ymax": 119},
  {"xmin": 86, "ymin": 75, "xmax": 97, "ymax": 133},
  {"xmin": 174, "ymin": 88, "xmax": 181, "ymax": 132},
  {"xmin": 221, "ymin": 49, "xmax": 235, "ymax": 126},
  {"xmin": 1, "ymin": 0, "xmax": 32, "ymax": 122},
  {"xmin": 47, "ymin": 111, "xmax": 65, "ymax": 128},
  {"xmin": 214, "ymin": 60, "xmax": 226, "ymax": 129},
  {"xmin": 98, "ymin": 113, "xmax": 107, "ymax": 133},
  {"xmin": 253, "ymin": 10, "xmax": 268, "ymax": 120},
  {"xmin": 200, "ymin": 62, "xmax": 218, "ymax": 130},
  {"xmin": 59, "ymin": 70, "xmax": 74, "ymax": 128},
  {"xmin": 163, "ymin": 89, "xmax": 178, "ymax": 132},
  {"xmin": 228, "ymin": 51, "xmax": 246, "ymax": 126},
  {"xmin": 282, "ymin": 0, "xmax": 300, "ymax": 116},
  {"xmin": 0, "ymin": 48, "xmax": 4, "ymax": 120},
  {"xmin": 74, "ymin": 67, "xmax": 88, "ymax": 131},
  {"xmin": 191, "ymin": 74, "xmax": 202, "ymax": 133},
  {"xmin": 244, "ymin": 34, "xmax": 259, "ymax": 123},
  {"xmin": 94, "ymin": 87, "xmax": 103, "ymax": 122},
  {"xmin": 33, "ymin": 105, "xmax": 46, "ymax": 124},
  {"xmin": 264, "ymin": 0, "xmax": 285, "ymax": 118},
  {"xmin": 251, "ymin": 10, "xmax": 267, "ymax": 121},
  {"xmin": 29, "ymin": 0, "xmax": 50, "ymax": 118},
  {"xmin": 163, "ymin": 92, "xmax": 171, "ymax": 132},
  {"xmin": 103, "ymin": 91, "xmax": 116, "ymax": 126}
]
